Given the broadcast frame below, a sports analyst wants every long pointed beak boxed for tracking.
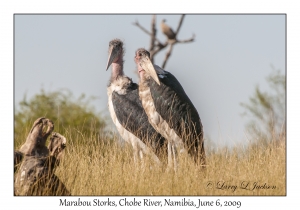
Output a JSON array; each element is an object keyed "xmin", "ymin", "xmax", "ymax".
[
  {"xmin": 106, "ymin": 47, "xmax": 117, "ymax": 70},
  {"xmin": 139, "ymin": 55, "xmax": 160, "ymax": 85}
]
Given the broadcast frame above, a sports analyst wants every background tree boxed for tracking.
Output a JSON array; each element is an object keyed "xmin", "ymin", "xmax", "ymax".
[
  {"xmin": 240, "ymin": 67, "xmax": 286, "ymax": 143},
  {"xmin": 14, "ymin": 89, "xmax": 106, "ymax": 146},
  {"xmin": 133, "ymin": 14, "xmax": 195, "ymax": 68}
]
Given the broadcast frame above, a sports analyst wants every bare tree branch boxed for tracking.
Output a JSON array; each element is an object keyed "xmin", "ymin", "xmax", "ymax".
[
  {"xmin": 149, "ymin": 15, "xmax": 157, "ymax": 63},
  {"xmin": 132, "ymin": 20, "xmax": 152, "ymax": 36},
  {"xmin": 133, "ymin": 14, "xmax": 195, "ymax": 69},
  {"xmin": 175, "ymin": 14, "xmax": 185, "ymax": 35},
  {"xmin": 150, "ymin": 15, "xmax": 156, "ymax": 52},
  {"xmin": 177, "ymin": 33, "xmax": 195, "ymax": 43},
  {"xmin": 162, "ymin": 43, "xmax": 174, "ymax": 69},
  {"xmin": 133, "ymin": 19, "xmax": 164, "ymax": 50},
  {"xmin": 151, "ymin": 41, "xmax": 168, "ymax": 59}
]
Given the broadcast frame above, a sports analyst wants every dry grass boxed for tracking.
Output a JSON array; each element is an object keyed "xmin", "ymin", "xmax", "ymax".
[{"xmin": 14, "ymin": 126, "xmax": 286, "ymax": 196}]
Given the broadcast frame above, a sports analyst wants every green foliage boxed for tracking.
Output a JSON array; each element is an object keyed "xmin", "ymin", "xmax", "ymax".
[
  {"xmin": 240, "ymin": 68, "xmax": 286, "ymax": 142},
  {"xmin": 14, "ymin": 89, "xmax": 106, "ymax": 146}
]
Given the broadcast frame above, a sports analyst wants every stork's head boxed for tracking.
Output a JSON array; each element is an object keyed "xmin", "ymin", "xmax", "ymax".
[
  {"xmin": 106, "ymin": 39, "xmax": 124, "ymax": 70},
  {"xmin": 135, "ymin": 48, "xmax": 160, "ymax": 85}
]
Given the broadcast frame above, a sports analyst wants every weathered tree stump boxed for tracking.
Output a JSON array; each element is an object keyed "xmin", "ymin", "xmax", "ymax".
[{"xmin": 14, "ymin": 118, "xmax": 70, "ymax": 196}]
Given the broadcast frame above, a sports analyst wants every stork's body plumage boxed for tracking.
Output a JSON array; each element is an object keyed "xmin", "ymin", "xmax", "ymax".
[
  {"xmin": 106, "ymin": 39, "xmax": 166, "ymax": 163},
  {"xmin": 135, "ymin": 49, "xmax": 206, "ymax": 170},
  {"xmin": 161, "ymin": 19, "xmax": 176, "ymax": 40}
]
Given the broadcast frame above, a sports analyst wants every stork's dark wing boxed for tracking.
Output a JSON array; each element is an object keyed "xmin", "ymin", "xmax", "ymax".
[
  {"xmin": 149, "ymin": 71, "xmax": 203, "ymax": 145},
  {"xmin": 112, "ymin": 83, "xmax": 166, "ymax": 154}
]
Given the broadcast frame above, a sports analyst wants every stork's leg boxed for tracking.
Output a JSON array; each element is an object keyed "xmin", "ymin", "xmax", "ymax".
[
  {"xmin": 167, "ymin": 141, "xmax": 173, "ymax": 172},
  {"xmin": 139, "ymin": 150, "xmax": 144, "ymax": 160},
  {"xmin": 139, "ymin": 144, "xmax": 163, "ymax": 171},
  {"xmin": 167, "ymin": 141, "xmax": 179, "ymax": 173},
  {"xmin": 172, "ymin": 144, "xmax": 178, "ymax": 172},
  {"xmin": 132, "ymin": 142, "xmax": 139, "ymax": 165},
  {"xmin": 132, "ymin": 141, "xmax": 147, "ymax": 170},
  {"xmin": 139, "ymin": 149, "xmax": 145, "ymax": 170}
]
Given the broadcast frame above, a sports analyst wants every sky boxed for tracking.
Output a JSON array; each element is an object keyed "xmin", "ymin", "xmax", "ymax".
[{"xmin": 14, "ymin": 14, "xmax": 285, "ymax": 147}]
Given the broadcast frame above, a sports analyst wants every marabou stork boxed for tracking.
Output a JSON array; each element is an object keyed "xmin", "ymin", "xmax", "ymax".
[
  {"xmin": 135, "ymin": 48, "xmax": 206, "ymax": 170},
  {"xmin": 106, "ymin": 39, "xmax": 166, "ymax": 164},
  {"xmin": 161, "ymin": 19, "xmax": 176, "ymax": 40}
]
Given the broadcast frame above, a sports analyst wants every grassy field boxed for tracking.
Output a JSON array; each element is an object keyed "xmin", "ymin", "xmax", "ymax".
[{"xmin": 14, "ymin": 125, "xmax": 286, "ymax": 196}]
